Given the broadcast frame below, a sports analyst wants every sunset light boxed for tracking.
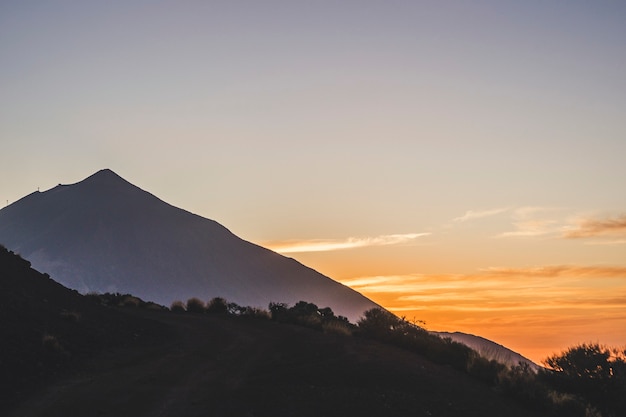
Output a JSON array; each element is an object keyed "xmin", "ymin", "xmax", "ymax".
[{"xmin": 2, "ymin": 0, "xmax": 626, "ymax": 380}]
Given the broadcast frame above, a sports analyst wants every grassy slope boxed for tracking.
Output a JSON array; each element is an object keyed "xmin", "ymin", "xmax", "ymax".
[
  {"xmin": 4, "ymin": 311, "xmax": 549, "ymax": 417},
  {"xmin": 1, "ymin": 247, "xmax": 547, "ymax": 417}
]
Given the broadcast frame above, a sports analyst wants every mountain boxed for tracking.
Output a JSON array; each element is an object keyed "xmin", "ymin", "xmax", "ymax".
[
  {"xmin": 435, "ymin": 331, "xmax": 539, "ymax": 370},
  {"xmin": 0, "ymin": 169, "xmax": 378, "ymax": 320}
]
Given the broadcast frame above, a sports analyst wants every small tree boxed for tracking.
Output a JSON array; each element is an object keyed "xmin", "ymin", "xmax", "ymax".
[
  {"xmin": 269, "ymin": 302, "xmax": 289, "ymax": 321},
  {"xmin": 186, "ymin": 297, "xmax": 206, "ymax": 313},
  {"xmin": 543, "ymin": 343, "xmax": 626, "ymax": 416},
  {"xmin": 170, "ymin": 300, "xmax": 186, "ymax": 313},
  {"xmin": 357, "ymin": 308, "xmax": 401, "ymax": 338},
  {"xmin": 206, "ymin": 297, "xmax": 228, "ymax": 314}
]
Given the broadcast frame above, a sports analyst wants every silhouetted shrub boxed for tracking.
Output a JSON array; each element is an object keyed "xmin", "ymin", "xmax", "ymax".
[
  {"xmin": 170, "ymin": 300, "xmax": 186, "ymax": 313},
  {"xmin": 268, "ymin": 301, "xmax": 354, "ymax": 333},
  {"xmin": 542, "ymin": 343, "xmax": 626, "ymax": 416},
  {"xmin": 42, "ymin": 333, "xmax": 68, "ymax": 358},
  {"xmin": 206, "ymin": 297, "xmax": 228, "ymax": 314},
  {"xmin": 60, "ymin": 309, "xmax": 82, "ymax": 322},
  {"xmin": 85, "ymin": 292, "xmax": 167, "ymax": 310},
  {"xmin": 120, "ymin": 295, "xmax": 141, "ymax": 308},
  {"xmin": 322, "ymin": 320, "xmax": 352, "ymax": 336},
  {"xmin": 357, "ymin": 308, "xmax": 477, "ymax": 373},
  {"xmin": 186, "ymin": 297, "xmax": 206, "ymax": 313},
  {"xmin": 466, "ymin": 354, "xmax": 505, "ymax": 385},
  {"xmin": 269, "ymin": 302, "xmax": 289, "ymax": 321},
  {"xmin": 497, "ymin": 362, "xmax": 551, "ymax": 410},
  {"xmin": 357, "ymin": 308, "xmax": 402, "ymax": 339},
  {"xmin": 239, "ymin": 306, "xmax": 271, "ymax": 319}
]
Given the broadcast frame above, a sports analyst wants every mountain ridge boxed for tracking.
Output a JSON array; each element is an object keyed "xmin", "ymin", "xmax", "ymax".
[{"xmin": 0, "ymin": 169, "xmax": 378, "ymax": 321}]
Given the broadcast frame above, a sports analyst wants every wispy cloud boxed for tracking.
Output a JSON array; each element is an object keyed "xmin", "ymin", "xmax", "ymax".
[
  {"xmin": 563, "ymin": 214, "xmax": 626, "ymax": 239},
  {"xmin": 453, "ymin": 207, "xmax": 510, "ymax": 222},
  {"xmin": 479, "ymin": 265, "xmax": 626, "ymax": 278},
  {"xmin": 265, "ymin": 233, "xmax": 430, "ymax": 254},
  {"xmin": 337, "ymin": 265, "xmax": 626, "ymax": 320},
  {"xmin": 496, "ymin": 206, "xmax": 567, "ymax": 238},
  {"xmin": 495, "ymin": 210, "xmax": 626, "ymax": 241}
]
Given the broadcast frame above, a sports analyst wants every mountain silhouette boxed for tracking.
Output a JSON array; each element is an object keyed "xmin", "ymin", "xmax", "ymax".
[{"xmin": 0, "ymin": 169, "xmax": 378, "ymax": 320}]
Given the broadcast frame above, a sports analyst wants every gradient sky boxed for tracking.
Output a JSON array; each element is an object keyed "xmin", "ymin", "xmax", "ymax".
[{"xmin": 2, "ymin": 1, "xmax": 625, "ymax": 364}]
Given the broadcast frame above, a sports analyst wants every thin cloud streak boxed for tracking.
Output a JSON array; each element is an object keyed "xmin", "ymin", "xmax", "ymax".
[
  {"xmin": 563, "ymin": 214, "xmax": 626, "ymax": 239},
  {"xmin": 265, "ymin": 233, "xmax": 431, "ymax": 254},
  {"xmin": 495, "ymin": 206, "xmax": 565, "ymax": 238},
  {"xmin": 495, "ymin": 210, "xmax": 626, "ymax": 241},
  {"xmin": 338, "ymin": 265, "xmax": 626, "ymax": 313},
  {"xmin": 337, "ymin": 266, "xmax": 626, "ymax": 363},
  {"xmin": 453, "ymin": 207, "xmax": 510, "ymax": 222}
]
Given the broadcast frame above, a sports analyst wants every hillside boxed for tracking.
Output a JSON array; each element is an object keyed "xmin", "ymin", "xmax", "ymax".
[
  {"xmin": 0, "ymin": 245, "xmax": 167, "ymax": 411},
  {"xmin": 435, "ymin": 331, "xmax": 539, "ymax": 371},
  {"xmin": 0, "ymin": 247, "xmax": 548, "ymax": 417},
  {"xmin": 0, "ymin": 169, "xmax": 378, "ymax": 321}
]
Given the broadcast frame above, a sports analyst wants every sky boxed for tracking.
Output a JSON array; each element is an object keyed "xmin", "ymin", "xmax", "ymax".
[{"xmin": 2, "ymin": 0, "xmax": 625, "ymax": 364}]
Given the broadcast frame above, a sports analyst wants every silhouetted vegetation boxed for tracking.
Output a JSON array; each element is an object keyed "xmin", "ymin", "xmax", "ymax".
[
  {"xmin": 86, "ymin": 292, "xmax": 167, "ymax": 310},
  {"xmin": 206, "ymin": 296, "xmax": 229, "ymax": 314},
  {"xmin": 92, "ymin": 291, "xmax": 624, "ymax": 416},
  {"xmin": 2, "ymin": 243, "xmax": 622, "ymax": 416},
  {"xmin": 186, "ymin": 297, "xmax": 206, "ymax": 313},
  {"xmin": 170, "ymin": 300, "xmax": 186, "ymax": 313},
  {"xmin": 541, "ymin": 343, "xmax": 625, "ymax": 416},
  {"xmin": 0, "ymin": 246, "xmax": 167, "ymax": 412},
  {"xmin": 269, "ymin": 301, "xmax": 354, "ymax": 334},
  {"xmin": 354, "ymin": 308, "xmax": 624, "ymax": 416},
  {"xmin": 355, "ymin": 308, "xmax": 503, "ymax": 382}
]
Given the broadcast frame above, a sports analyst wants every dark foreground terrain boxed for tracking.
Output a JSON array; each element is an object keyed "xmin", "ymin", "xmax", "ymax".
[
  {"xmin": 6, "ymin": 310, "xmax": 547, "ymax": 417},
  {"xmin": 1, "ymin": 246, "xmax": 546, "ymax": 417}
]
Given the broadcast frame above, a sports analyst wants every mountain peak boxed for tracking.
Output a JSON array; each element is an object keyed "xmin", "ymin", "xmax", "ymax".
[
  {"xmin": 82, "ymin": 169, "xmax": 129, "ymax": 186},
  {"xmin": 74, "ymin": 169, "xmax": 141, "ymax": 195}
]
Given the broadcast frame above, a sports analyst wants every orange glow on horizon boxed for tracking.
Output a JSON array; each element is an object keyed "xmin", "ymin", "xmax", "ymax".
[{"xmin": 336, "ymin": 267, "xmax": 626, "ymax": 364}]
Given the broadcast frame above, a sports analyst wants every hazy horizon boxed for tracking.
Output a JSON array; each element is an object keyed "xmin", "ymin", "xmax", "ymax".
[{"xmin": 2, "ymin": 1, "xmax": 625, "ymax": 364}]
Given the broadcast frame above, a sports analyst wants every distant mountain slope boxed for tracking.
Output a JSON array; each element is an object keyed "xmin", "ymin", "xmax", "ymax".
[
  {"xmin": 0, "ymin": 169, "xmax": 378, "ymax": 320},
  {"xmin": 435, "ymin": 331, "xmax": 539, "ymax": 370}
]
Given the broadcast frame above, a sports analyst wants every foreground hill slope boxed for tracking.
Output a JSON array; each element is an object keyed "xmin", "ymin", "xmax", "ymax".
[
  {"xmin": 7, "ymin": 315, "xmax": 547, "ymax": 417},
  {"xmin": 0, "ymin": 169, "xmax": 377, "ymax": 320},
  {"xmin": 0, "ymin": 246, "xmax": 167, "ymax": 411},
  {"xmin": 1, "ymin": 248, "xmax": 548, "ymax": 416}
]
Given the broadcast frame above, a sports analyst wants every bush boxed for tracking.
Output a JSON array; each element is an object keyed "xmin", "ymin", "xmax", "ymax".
[
  {"xmin": 186, "ymin": 297, "xmax": 206, "ymax": 314},
  {"xmin": 466, "ymin": 354, "xmax": 505, "ymax": 385},
  {"xmin": 239, "ymin": 306, "xmax": 271, "ymax": 319},
  {"xmin": 357, "ymin": 308, "xmax": 402, "ymax": 339},
  {"xmin": 542, "ymin": 343, "xmax": 626, "ymax": 416},
  {"xmin": 120, "ymin": 295, "xmax": 141, "ymax": 308},
  {"xmin": 322, "ymin": 320, "xmax": 352, "ymax": 336},
  {"xmin": 60, "ymin": 309, "xmax": 82, "ymax": 322},
  {"xmin": 206, "ymin": 297, "xmax": 228, "ymax": 314},
  {"xmin": 170, "ymin": 300, "xmax": 186, "ymax": 313},
  {"xmin": 269, "ymin": 302, "xmax": 289, "ymax": 321},
  {"xmin": 42, "ymin": 333, "xmax": 69, "ymax": 358}
]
